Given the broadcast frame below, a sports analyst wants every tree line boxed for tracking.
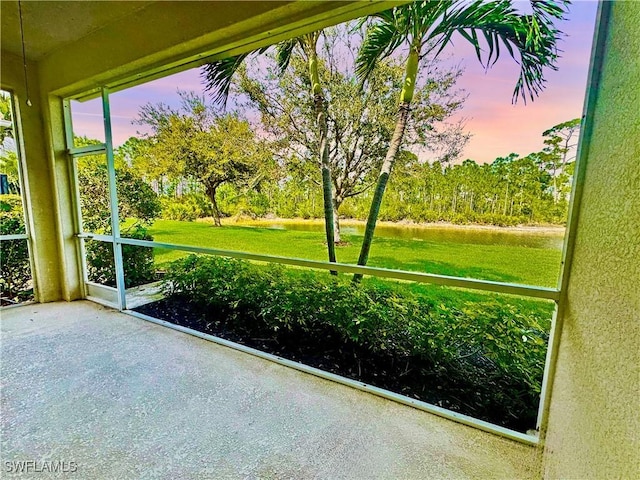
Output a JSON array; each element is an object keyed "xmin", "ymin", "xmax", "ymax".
[
  {"xmin": 212, "ymin": 117, "xmax": 578, "ymax": 227},
  {"xmin": 122, "ymin": 115, "xmax": 578, "ymax": 228}
]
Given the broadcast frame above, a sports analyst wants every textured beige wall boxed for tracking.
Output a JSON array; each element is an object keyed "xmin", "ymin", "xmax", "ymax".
[
  {"xmin": 0, "ymin": 52, "xmax": 69, "ymax": 302},
  {"xmin": 542, "ymin": 2, "xmax": 640, "ymax": 478}
]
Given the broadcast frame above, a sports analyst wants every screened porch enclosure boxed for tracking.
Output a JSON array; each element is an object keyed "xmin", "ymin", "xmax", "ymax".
[
  {"xmin": 1, "ymin": 1, "xmax": 638, "ymax": 479},
  {"xmin": 63, "ymin": 83, "xmax": 561, "ymax": 441}
]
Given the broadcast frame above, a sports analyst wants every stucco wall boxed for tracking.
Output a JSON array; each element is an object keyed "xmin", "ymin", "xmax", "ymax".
[{"xmin": 542, "ymin": 2, "xmax": 640, "ymax": 478}]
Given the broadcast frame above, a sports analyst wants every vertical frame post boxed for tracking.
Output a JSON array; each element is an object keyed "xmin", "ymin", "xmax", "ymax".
[
  {"xmin": 69, "ymin": 155, "xmax": 89, "ymax": 286},
  {"xmin": 4, "ymin": 90, "xmax": 37, "ymax": 302},
  {"xmin": 66, "ymin": 100, "xmax": 87, "ymax": 290},
  {"xmin": 62, "ymin": 99, "xmax": 75, "ymax": 150},
  {"xmin": 101, "ymin": 88, "xmax": 127, "ymax": 310}
]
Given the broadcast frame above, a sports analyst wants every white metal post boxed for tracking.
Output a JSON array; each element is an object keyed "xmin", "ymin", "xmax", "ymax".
[{"xmin": 101, "ymin": 88, "xmax": 127, "ymax": 310}]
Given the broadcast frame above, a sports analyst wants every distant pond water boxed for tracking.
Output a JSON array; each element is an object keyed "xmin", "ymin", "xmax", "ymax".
[{"xmin": 234, "ymin": 219, "xmax": 565, "ymax": 250}]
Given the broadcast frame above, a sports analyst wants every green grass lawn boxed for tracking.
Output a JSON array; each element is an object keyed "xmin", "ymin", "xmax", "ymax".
[
  {"xmin": 132, "ymin": 217, "xmax": 557, "ymax": 331},
  {"xmin": 143, "ymin": 219, "xmax": 562, "ymax": 288}
]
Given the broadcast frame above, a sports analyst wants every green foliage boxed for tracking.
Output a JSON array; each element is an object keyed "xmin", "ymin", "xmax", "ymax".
[
  {"xmin": 357, "ymin": 0, "xmax": 567, "ymax": 103},
  {"xmin": 85, "ymin": 225, "xmax": 156, "ymax": 288},
  {"xmin": 0, "ymin": 194, "xmax": 32, "ymax": 302},
  {"xmin": 241, "ymin": 140, "xmax": 572, "ymax": 226},
  {"xmin": 204, "ymin": 30, "xmax": 338, "ymax": 259},
  {"xmin": 76, "ymin": 142, "xmax": 161, "ymax": 287},
  {"xmin": 160, "ymin": 194, "xmax": 213, "ymax": 221},
  {"xmin": 1, "ymin": 92, "xmax": 20, "ymax": 195},
  {"xmin": 0, "ymin": 151, "xmax": 20, "ymax": 194},
  {"xmin": 0, "ymin": 91, "xmax": 13, "ymax": 143},
  {"xmin": 233, "ymin": 26, "xmax": 467, "ymax": 239},
  {"xmin": 200, "ymin": 55, "xmax": 576, "ymax": 225},
  {"xmin": 77, "ymin": 154, "xmax": 161, "ymax": 233},
  {"xmin": 163, "ymin": 254, "xmax": 551, "ymax": 419},
  {"xmin": 353, "ymin": 0, "xmax": 568, "ymax": 276},
  {"xmin": 354, "ymin": 151, "xmax": 570, "ymax": 225},
  {"xmin": 540, "ymin": 117, "xmax": 581, "ymax": 203},
  {"xmin": 134, "ymin": 91, "xmax": 271, "ymax": 226}
]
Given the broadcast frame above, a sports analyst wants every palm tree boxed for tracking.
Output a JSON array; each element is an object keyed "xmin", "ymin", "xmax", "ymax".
[
  {"xmin": 202, "ymin": 32, "xmax": 338, "ymax": 267},
  {"xmin": 352, "ymin": 0, "xmax": 568, "ymax": 282}
]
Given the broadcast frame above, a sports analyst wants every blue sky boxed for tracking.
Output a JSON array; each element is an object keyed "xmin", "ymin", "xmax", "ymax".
[{"xmin": 71, "ymin": 0, "xmax": 599, "ymax": 164}]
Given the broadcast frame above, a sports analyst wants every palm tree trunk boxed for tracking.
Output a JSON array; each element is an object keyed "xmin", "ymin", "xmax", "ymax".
[
  {"xmin": 332, "ymin": 196, "xmax": 341, "ymax": 244},
  {"xmin": 353, "ymin": 47, "xmax": 418, "ymax": 283},
  {"xmin": 353, "ymin": 102, "xmax": 411, "ymax": 282},
  {"xmin": 309, "ymin": 49, "xmax": 337, "ymax": 269},
  {"xmin": 316, "ymin": 94, "xmax": 337, "ymax": 268}
]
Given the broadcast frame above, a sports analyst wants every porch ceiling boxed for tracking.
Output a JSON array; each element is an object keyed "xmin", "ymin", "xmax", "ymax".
[
  {"xmin": 0, "ymin": 1, "xmax": 156, "ymax": 61},
  {"xmin": 1, "ymin": 301, "xmax": 538, "ymax": 478}
]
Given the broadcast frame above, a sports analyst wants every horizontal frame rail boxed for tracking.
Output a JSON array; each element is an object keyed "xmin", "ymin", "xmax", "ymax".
[
  {"xmin": 104, "ymin": 236, "xmax": 559, "ymax": 300},
  {"xmin": 76, "ymin": 233, "xmax": 113, "ymax": 242},
  {"xmin": 68, "ymin": 144, "xmax": 107, "ymax": 157},
  {"xmin": 0, "ymin": 234, "xmax": 29, "ymax": 241}
]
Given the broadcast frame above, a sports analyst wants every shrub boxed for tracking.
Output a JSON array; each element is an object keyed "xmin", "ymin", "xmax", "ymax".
[
  {"xmin": 76, "ymin": 159, "xmax": 160, "ymax": 289},
  {"xmin": 162, "ymin": 255, "xmax": 550, "ymax": 398},
  {"xmin": 0, "ymin": 194, "xmax": 32, "ymax": 302},
  {"xmin": 161, "ymin": 199, "xmax": 198, "ymax": 222},
  {"xmin": 85, "ymin": 225, "xmax": 156, "ymax": 288},
  {"xmin": 160, "ymin": 194, "xmax": 212, "ymax": 221}
]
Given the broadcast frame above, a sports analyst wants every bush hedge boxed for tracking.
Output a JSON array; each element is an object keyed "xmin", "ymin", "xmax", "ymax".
[
  {"xmin": 160, "ymin": 194, "xmax": 212, "ymax": 221},
  {"xmin": 0, "ymin": 194, "xmax": 33, "ymax": 303},
  {"xmin": 161, "ymin": 254, "xmax": 551, "ymax": 427},
  {"xmin": 85, "ymin": 225, "xmax": 156, "ymax": 288}
]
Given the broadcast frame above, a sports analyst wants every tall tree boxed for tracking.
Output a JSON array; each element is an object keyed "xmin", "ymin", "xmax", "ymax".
[
  {"xmin": 235, "ymin": 26, "xmax": 468, "ymax": 242},
  {"xmin": 353, "ymin": 0, "xmax": 568, "ymax": 281},
  {"xmin": 540, "ymin": 117, "xmax": 581, "ymax": 203},
  {"xmin": 136, "ymin": 91, "xmax": 269, "ymax": 226},
  {"xmin": 202, "ymin": 31, "xmax": 338, "ymax": 265}
]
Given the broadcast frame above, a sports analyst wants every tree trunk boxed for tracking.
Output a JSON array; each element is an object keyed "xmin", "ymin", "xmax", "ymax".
[
  {"xmin": 207, "ymin": 185, "xmax": 222, "ymax": 227},
  {"xmin": 503, "ymin": 184, "xmax": 509, "ymax": 216},
  {"xmin": 309, "ymin": 48, "xmax": 337, "ymax": 269},
  {"xmin": 332, "ymin": 196, "xmax": 341, "ymax": 244},
  {"xmin": 353, "ymin": 102, "xmax": 411, "ymax": 282},
  {"xmin": 316, "ymin": 93, "xmax": 337, "ymax": 267}
]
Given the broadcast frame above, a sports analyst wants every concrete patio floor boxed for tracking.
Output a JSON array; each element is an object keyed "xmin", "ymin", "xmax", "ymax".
[{"xmin": 1, "ymin": 301, "xmax": 540, "ymax": 479}]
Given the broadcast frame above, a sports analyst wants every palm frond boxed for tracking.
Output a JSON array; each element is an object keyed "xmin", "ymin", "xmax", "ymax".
[
  {"xmin": 426, "ymin": 0, "xmax": 568, "ymax": 103},
  {"xmin": 202, "ymin": 46, "xmax": 271, "ymax": 108},
  {"xmin": 355, "ymin": 13, "xmax": 405, "ymax": 84},
  {"xmin": 275, "ymin": 39, "xmax": 298, "ymax": 75},
  {"xmin": 202, "ymin": 54, "xmax": 251, "ymax": 108}
]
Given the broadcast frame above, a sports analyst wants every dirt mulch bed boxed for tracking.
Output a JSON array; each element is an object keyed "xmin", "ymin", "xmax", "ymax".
[{"xmin": 134, "ymin": 296, "xmax": 537, "ymax": 433}]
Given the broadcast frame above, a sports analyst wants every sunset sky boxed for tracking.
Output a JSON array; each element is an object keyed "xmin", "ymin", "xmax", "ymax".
[{"xmin": 72, "ymin": 0, "xmax": 599, "ymax": 165}]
